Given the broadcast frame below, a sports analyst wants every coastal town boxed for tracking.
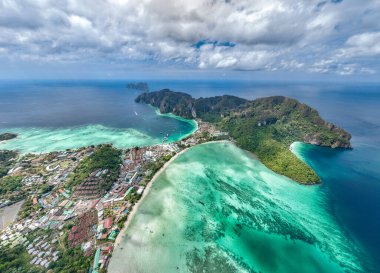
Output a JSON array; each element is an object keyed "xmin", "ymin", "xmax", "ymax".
[{"xmin": 0, "ymin": 120, "xmax": 229, "ymax": 273}]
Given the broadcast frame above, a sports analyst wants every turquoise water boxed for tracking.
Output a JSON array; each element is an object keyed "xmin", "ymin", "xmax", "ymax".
[
  {"xmin": 1, "ymin": 80, "xmax": 379, "ymax": 271},
  {"xmin": 0, "ymin": 81, "xmax": 197, "ymax": 153},
  {"xmin": 108, "ymin": 142, "xmax": 363, "ymax": 273},
  {"xmin": 0, "ymin": 121, "xmax": 196, "ymax": 154},
  {"xmin": 292, "ymin": 141, "xmax": 380, "ymax": 271}
]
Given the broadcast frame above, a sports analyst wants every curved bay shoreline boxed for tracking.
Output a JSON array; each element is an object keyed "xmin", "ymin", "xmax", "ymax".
[
  {"xmin": 113, "ymin": 145, "xmax": 191, "ymax": 247},
  {"xmin": 107, "ymin": 141, "xmax": 364, "ymax": 273},
  {"xmin": 113, "ymin": 140, "xmax": 227, "ymax": 247},
  {"xmin": 112, "ymin": 139, "xmax": 318, "ymax": 251}
]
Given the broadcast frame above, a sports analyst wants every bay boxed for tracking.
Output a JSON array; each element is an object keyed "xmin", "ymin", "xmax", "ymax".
[{"xmin": 108, "ymin": 142, "xmax": 363, "ymax": 273}]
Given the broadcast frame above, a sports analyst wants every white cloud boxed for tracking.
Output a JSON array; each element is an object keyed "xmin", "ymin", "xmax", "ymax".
[
  {"xmin": 0, "ymin": 0, "xmax": 379, "ymax": 75},
  {"xmin": 68, "ymin": 15, "xmax": 93, "ymax": 29},
  {"xmin": 197, "ymin": 44, "xmax": 278, "ymax": 70},
  {"xmin": 339, "ymin": 32, "xmax": 380, "ymax": 58},
  {"xmin": 336, "ymin": 64, "xmax": 356, "ymax": 76}
]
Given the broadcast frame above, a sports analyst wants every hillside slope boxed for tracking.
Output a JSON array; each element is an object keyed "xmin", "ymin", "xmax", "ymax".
[{"xmin": 136, "ymin": 90, "xmax": 352, "ymax": 184}]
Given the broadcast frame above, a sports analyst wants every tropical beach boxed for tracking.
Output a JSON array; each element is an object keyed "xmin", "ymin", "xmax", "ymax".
[{"xmin": 113, "ymin": 146, "xmax": 190, "ymax": 247}]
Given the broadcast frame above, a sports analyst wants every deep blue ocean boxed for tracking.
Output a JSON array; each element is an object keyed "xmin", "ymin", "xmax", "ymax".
[{"xmin": 0, "ymin": 80, "xmax": 379, "ymax": 272}]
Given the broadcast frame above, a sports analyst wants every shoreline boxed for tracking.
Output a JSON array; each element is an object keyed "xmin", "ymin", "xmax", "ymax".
[
  {"xmin": 114, "ymin": 146, "xmax": 191, "ymax": 246},
  {"xmin": 0, "ymin": 111, "xmax": 198, "ymax": 155},
  {"xmin": 151, "ymin": 105, "xmax": 199, "ymax": 140},
  {"xmin": 114, "ymin": 140, "xmax": 230, "ymax": 247}
]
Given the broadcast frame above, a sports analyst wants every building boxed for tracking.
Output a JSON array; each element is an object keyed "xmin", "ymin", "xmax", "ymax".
[{"xmin": 104, "ymin": 217, "xmax": 113, "ymax": 229}]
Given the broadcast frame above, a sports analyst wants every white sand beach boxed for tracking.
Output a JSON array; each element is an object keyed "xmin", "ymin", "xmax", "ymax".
[{"xmin": 114, "ymin": 147, "xmax": 190, "ymax": 246}]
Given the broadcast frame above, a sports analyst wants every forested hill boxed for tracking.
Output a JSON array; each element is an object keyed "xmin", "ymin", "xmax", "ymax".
[
  {"xmin": 135, "ymin": 89, "xmax": 248, "ymax": 121},
  {"xmin": 135, "ymin": 89, "xmax": 352, "ymax": 184}
]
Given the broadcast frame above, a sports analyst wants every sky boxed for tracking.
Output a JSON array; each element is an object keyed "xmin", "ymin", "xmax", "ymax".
[{"xmin": 0, "ymin": 0, "xmax": 380, "ymax": 81}]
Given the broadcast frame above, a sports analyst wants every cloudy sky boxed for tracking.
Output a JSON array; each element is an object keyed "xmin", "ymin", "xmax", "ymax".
[{"xmin": 0, "ymin": 0, "xmax": 380, "ymax": 80}]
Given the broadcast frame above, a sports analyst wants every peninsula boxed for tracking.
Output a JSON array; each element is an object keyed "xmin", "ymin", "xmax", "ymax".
[{"xmin": 136, "ymin": 89, "xmax": 352, "ymax": 184}]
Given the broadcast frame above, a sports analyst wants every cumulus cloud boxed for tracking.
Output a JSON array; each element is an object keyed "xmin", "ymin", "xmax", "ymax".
[
  {"xmin": 339, "ymin": 32, "xmax": 380, "ymax": 58},
  {"xmin": 0, "ymin": 0, "xmax": 379, "ymax": 75}
]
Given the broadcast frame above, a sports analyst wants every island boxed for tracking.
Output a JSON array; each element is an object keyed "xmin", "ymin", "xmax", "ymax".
[
  {"xmin": 0, "ymin": 89, "xmax": 352, "ymax": 273},
  {"xmin": 126, "ymin": 82, "xmax": 149, "ymax": 92},
  {"xmin": 135, "ymin": 89, "xmax": 352, "ymax": 184},
  {"xmin": 0, "ymin": 133, "xmax": 17, "ymax": 142}
]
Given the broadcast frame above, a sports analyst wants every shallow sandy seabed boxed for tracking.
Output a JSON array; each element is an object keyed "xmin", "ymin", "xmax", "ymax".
[
  {"xmin": 0, "ymin": 118, "xmax": 197, "ymax": 154},
  {"xmin": 108, "ymin": 142, "xmax": 364, "ymax": 273}
]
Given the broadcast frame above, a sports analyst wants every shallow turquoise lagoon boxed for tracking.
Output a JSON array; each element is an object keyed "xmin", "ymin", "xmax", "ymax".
[
  {"xmin": 0, "ymin": 81, "xmax": 197, "ymax": 153},
  {"xmin": 108, "ymin": 142, "xmax": 364, "ymax": 273},
  {"xmin": 0, "ymin": 117, "xmax": 196, "ymax": 154}
]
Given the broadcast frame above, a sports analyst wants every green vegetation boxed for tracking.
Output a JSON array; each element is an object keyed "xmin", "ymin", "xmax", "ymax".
[
  {"xmin": 0, "ymin": 175, "xmax": 56, "ymax": 208},
  {"xmin": 66, "ymin": 144, "xmax": 122, "ymax": 191},
  {"xmin": 225, "ymin": 125, "xmax": 320, "ymax": 183},
  {"xmin": 0, "ymin": 133, "xmax": 17, "ymax": 141},
  {"xmin": 0, "ymin": 176, "xmax": 23, "ymax": 195},
  {"xmin": 136, "ymin": 89, "xmax": 247, "ymax": 120},
  {"xmin": 48, "ymin": 228, "xmax": 92, "ymax": 273},
  {"xmin": 117, "ymin": 215, "xmax": 128, "ymax": 229},
  {"xmin": 124, "ymin": 188, "xmax": 141, "ymax": 206},
  {"xmin": 136, "ymin": 89, "xmax": 194, "ymax": 118},
  {"xmin": 0, "ymin": 175, "xmax": 26, "ymax": 202},
  {"xmin": 0, "ymin": 150, "xmax": 18, "ymax": 178},
  {"xmin": 49, "ymin": 246, "xmax": 91, "ymax": 273},
  {"xmin": 0, "ymin": 229, "xmax": 55, "ymax": 273},
  {"xmin": 0, "ymin": 245, "xmax": 43, "ymax": 273},
  {"xmin": 136, "ymin": 91, "xmax": 352, "ymax": 184},
  {"xmin": 144, "ymin": 153, "xmax": 173, "ymax": 181},
  {"xmin": 18, "ymin": 196, "xmax": 42, "ymax": 220},
  {"xmin": 219, "ymin": 96, "xmax": 352, "ymax": 183}
]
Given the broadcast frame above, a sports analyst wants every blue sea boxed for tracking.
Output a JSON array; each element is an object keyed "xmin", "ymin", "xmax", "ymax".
[{"xmin": 0, "ymin": 80, "xmax": 379, "ymax": 272}]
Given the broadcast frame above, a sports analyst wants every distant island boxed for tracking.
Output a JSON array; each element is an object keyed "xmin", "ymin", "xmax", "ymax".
[
  {"xmin": 0, "ymin": 133, "xmax": 17, "ymax": 142},
  {"xmin": 136, "ymin": 89, "xmax": 352, "ymax": 184},
  {"xmin": 126, "ymin": 82, "xmax": 149, "ymax": 92}
]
